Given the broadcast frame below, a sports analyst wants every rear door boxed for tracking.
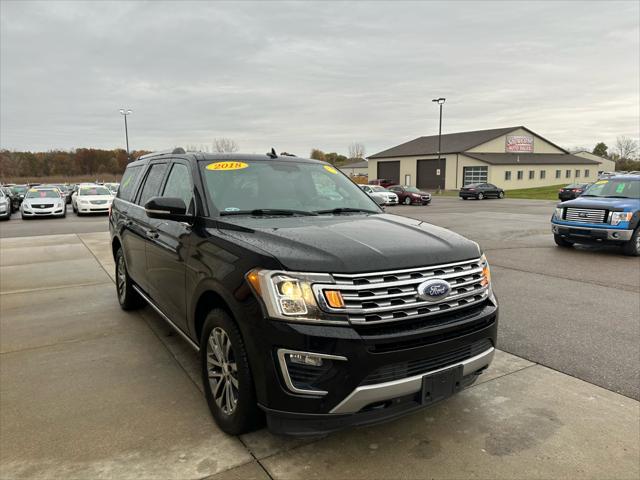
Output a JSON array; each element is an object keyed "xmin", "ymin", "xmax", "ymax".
[
  {"xmin": 145, "ymin": 160, "xmax": 195, "ymax": 330},
  {"xmin": 127, "ymin": 161, "xmax": 169, "ymax": 292}
]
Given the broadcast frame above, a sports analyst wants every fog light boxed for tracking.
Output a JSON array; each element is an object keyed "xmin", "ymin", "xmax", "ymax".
[
  {"xmin": 612, "ymin": 232, "xmax": 619, "ymax": 238},
  {"xmin": 289, "ymin": 353, "xmax": 324, "ymax": 367}
]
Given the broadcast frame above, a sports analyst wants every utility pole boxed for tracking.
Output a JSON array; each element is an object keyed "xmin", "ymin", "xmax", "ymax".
[
  {"xmin": 431, "ymin": 98, "xmax": 446, "ymax": 193},
  {"xmin": 119, "ymin": 109, "xmax": 132, "ymax": 158}
]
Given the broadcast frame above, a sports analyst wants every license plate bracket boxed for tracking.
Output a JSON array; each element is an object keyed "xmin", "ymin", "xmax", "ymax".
[{"xmin": 421, "ymin": 366, "xmax": 464, "ymax": 406}]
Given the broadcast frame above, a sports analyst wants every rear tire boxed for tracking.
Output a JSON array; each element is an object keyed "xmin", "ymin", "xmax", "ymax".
[
  {"xmin": 201, "ymin": 310, "xmax": 263, "ymax": 435},
  {"xmin": 554, "ymin": 234, "xmax": 574, "ymax": 248},
  {"xmin": 115, "ymin": 247, "xmax": 144, "ymax": 310},
  {"xmin": 621, "ymin": 228, "xmax": 640, "ymax": 256}
]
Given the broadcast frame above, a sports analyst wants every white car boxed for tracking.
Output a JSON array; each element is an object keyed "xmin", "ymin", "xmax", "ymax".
[
  {"xmin": 20, "ymin": 187, "xmax": 66, "ymax": 219},
  {"xmin": 72, "ymin": 185, "xmax": 113, "ymax": 215},
  {"xmin": 0, "ymin": 189, "xmax": 11, "ymax": 220},
  {"xmin": 359, "ymin": 184, "xmax": 399, "ymax": 205},
  {"xmin": 104, "ymin": 183, "xmax": 120, "ymax": 196}
]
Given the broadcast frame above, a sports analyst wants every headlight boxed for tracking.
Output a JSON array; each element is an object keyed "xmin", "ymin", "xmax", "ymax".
[
  {"xmin": 480, "ymin": 254, "xmax": 491, "ymax": 288},
  {"xmin": 246, "ymin": 269, "xmax": 348, "ymax": 324},
  {"xmin": 553, "ymin": 207, "xmax": 564, "ymax": 220},
  {"xmin": 79, "ymin": 199, "xmax": 89, "ymax": 204},
  {"xmin": 611, "ymin": 212, "xmax": 633, "ymax": 226}
]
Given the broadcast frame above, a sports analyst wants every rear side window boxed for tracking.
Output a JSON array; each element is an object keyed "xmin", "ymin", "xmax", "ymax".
[
  {"xmin": 162, "ymin": 163, "xmax": 193, "ymax": 211},
  {"xmin": 118, "ymin": 165, "xmax": 143, "ymax": 202},
  {"xmin": 137, "ymin": 163, "xmax": 168, "ymax": 206}
]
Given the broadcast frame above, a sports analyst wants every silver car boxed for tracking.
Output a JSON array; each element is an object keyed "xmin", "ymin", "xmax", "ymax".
[
  {"xmin": 20, "ymin": 187, "xmax": 66, "ymax": 219},
  {"xmin": 359, "ymin": 184, "xmax": 399, "ymax": 205},
  {"xmin": 0, "ymin": 189, "xmax": 10, "ymax": 220}
]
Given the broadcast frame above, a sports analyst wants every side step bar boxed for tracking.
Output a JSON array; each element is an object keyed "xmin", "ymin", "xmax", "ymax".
[{"xmin": 132, "ymin": 285, "xmax": 200, "ymax": 352}]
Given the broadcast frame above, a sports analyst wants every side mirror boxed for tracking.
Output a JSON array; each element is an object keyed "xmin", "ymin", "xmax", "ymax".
[{"xmin": 145, "ymin": 197, "xmax": 192, "ymax": 222}]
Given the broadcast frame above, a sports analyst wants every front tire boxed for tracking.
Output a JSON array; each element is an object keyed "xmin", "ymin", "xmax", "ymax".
[
  {"xmin": 201, "ymin": 310, "xmax": 262, "ymax": 435},
  {"xmin": 115, "ymin": 248, "xmax": 144, "ymax": 310},
  {"xmin": 621, "ymin": 228, "xmax": 640, "ymax": 256},
  {"xmin": 403, "ymin": 196, "xmax": 411, "ymax": 205},
  {"xmin": 554, "ymin": 234, "xmax": 574, "ymax": 248},
  {"xmin": 498, "ymin": 191, "xmax": 505, "ymax": 199},
  {"xmin": 477, "ymin": 193, "xmax": 484, "ymax": 200}
]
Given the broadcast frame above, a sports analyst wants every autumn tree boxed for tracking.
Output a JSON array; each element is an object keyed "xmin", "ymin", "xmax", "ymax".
[{"xmin": 310, "ymin": 149, "xmax": 325, "ymax": 161}]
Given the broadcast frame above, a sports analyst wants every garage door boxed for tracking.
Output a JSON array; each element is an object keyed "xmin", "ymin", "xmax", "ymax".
[
  {"xmin": 376, "ymin": 161, "xmax": 400, "ymax": 185},
  {"xmin": 417, "ymin": 159, "xmax": 445, "ymax": 190}
]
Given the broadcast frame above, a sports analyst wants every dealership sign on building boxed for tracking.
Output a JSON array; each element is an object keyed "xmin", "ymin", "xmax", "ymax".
[{"xmin": 506, "ymin": 135, "xmax": 534, "ymax": 153}]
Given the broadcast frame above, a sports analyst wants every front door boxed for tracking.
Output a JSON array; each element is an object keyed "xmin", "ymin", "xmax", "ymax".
[
  {"xmin": 417, "ymin": 159, "xmax": 445, "ymax": 190},
  {"xmin": 145, "ymin": 161, "xmax": 195, "ymax": 331}
]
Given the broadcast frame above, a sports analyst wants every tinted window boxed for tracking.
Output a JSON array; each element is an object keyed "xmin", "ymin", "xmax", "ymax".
[
  {"xmin": 162, "ymin": 163, "xmax": 193, "ymax": 210},
  {"xmin": 118, "ymin": 165, "xmax": 143, "ymax": 202},
  {"xmin": 137, "ymin": 163, "xmax": 168, "ymax": 206}
]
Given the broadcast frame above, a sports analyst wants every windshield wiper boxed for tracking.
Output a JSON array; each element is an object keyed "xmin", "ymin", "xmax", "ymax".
[
  {"xmin": 603, "ymin": 195, "xmax": 631, "ymax": 199},
  {"xmin": 220, "ymin": 208, "xmax": 318, "ymax": 216},
  {"xmin": 315, "ymin": 207, "xmax": 379, "ymax": 215},
  {"xmin": 580, "ymin": 194, "xmax": 599, "ymax": 197}
]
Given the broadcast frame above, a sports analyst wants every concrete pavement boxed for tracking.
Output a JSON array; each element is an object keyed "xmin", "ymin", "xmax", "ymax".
[{"xmin": 1, "ymin": 199, "xmax": 639, "ymax": 479}]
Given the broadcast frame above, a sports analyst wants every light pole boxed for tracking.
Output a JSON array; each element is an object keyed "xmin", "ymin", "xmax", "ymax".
[
  {"xmin": 119, "ymin": 109, "xmax": 132, "ymax": 158},
  {"xmin": 431, "ymin": 97, "xmax": 445, "ymax": 192}
]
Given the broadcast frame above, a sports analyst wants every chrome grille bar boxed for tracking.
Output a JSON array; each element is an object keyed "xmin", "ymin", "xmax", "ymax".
[{"xmin": 564, "ymin": 208, "xmax": 607, "ymax": 224}]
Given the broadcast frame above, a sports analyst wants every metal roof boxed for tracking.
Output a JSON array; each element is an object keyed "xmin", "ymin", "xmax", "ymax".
[{"xmin": 368, "ymin": 126, "xmax": 569, "ymax": 159}]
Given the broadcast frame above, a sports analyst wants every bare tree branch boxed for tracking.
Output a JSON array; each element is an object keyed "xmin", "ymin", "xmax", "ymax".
[
  {"xmin": 348, "ymin": 142, "xmax": 366, "ymax": 160},
  {"xmin": 213, "ymin": 138, "xmax": 239, "ymax": 153}
]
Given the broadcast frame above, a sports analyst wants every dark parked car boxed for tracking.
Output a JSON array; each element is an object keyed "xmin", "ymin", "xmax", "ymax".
[
  {"xmin": 110, "ymin": 150, "xmax": 498, "ymax": 436},
  {"xmin": 459, "ymin": 183, "xmax": 504, "ymax": 200},
  {"xmin": 10, "ymin": 185, "xmax": 28, "ymax": 210},
  {"xmin": 558, "ymin": 183, "xmax": 589, "ymax": 201},
  {"xmin": 368, "ymin": 178, "xmax": 395, "ymax": 188},
  {"xmin": 387, "ymin": 185, "xmax": 432, "ymax": 205}
]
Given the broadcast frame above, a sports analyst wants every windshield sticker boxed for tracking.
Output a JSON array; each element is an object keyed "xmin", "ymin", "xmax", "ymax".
[
  {"xmin": 206, "ymin": 161, "xmax": 248, "ymax": 171},
  {"xmin": 595, "ymin": 180, "xmax": 608, "ymax": 185},
  {"xmin": 224, "ymin": 207, "xmax": 240, "ymax": 211},
  {"xmin": 29, "ymin": 188, "xmax": 37, "ymax": 192},
  {"xmin": 615, "ymin": 183, "xmax": 625, "ymax": 193},
  {"xmin": 324, "ymin": 165, "xmax": 338, "ymax": 174}
]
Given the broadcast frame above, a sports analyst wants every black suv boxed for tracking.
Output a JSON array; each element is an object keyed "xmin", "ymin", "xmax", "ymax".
[{"xmin": 109, "ymin": 149, "xmax": 498, "ymax": 436}]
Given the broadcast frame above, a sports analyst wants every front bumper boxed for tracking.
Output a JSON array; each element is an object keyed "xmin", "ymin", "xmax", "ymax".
[
  {"xmin": 22, "ymin": 207, "xmax": 65, "ymax": 217},
  {"xmin": 240, "ymin": 296, "xmax": 498, "ymax": 435},
  {"xmin": 77, "ymin": 204, "xmax": 110, "ymax": 213},
  {"xmin": 552, "ymin": 223, "xmax": 633, "ymax": 242}
]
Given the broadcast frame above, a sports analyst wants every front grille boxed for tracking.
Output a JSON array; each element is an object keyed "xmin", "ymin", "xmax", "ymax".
[
  {"xmin": 33, "ymin": 204, "xmax": 53, "ymax": 209},
  {"xmin": 564, "ymin": 208, "xmax": 607, "ymax": 224},
  {"xmin": 90, "ymin": 200, "xmax": 108, "ymax": 205},
  {"xmin": 360, "ymin": 338, "xmax": 493, "ymax": 385},
  {"xmin": 328, "ymin": 258, "xmax": 488, "ymax": 324}
]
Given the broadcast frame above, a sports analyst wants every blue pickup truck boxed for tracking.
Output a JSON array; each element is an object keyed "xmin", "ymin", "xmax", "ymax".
[{"xmin": 551, "ymin": 175, "xmax": 640, "ymax": 256}]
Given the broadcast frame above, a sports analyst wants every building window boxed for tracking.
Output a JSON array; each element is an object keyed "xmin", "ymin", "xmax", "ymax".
[
  {"xmin": 462, "ymin": 166, "xmax": 487, "ymax": 186},
  {"xmin": 556, "ymin": 170, "xmax": 561, "ymax": 179},
  {"xmin": 566, "ymin": 170, "xmax": 571, "ymax": 178},
  {"xmin": 505, "ymin": 171, "xmax": 512, "ymax": 181},
  {"xmin": 529, "ymin": 170, "xmax": 535, "ymax": 180},
  {"xmin": 575, "ymin": 169, "xmax": 580, "ymax": 178},
  {"xmin": 585, "ymin": 169, "xmax": 590, "ymax": 177},
  {"xmin": 540, "ymin": 170, "xmax": 546, "ymax": 179},
  {"xmin": 517, "ymin": 170, "xmax": 523, "ymax": 180}
]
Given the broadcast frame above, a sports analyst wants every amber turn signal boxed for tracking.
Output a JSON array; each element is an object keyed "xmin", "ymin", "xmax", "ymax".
[
  {"xmin": 324, "ymin": 290, "xmax": 345, "ymax": 308},
  {"xmin": 246, "ymin": 269, "xmax": 262, "ymax": 295}
]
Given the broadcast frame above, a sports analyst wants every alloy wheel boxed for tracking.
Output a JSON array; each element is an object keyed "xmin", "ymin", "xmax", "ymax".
[
  {"xmin": 206, "ymin": 327, "xmax": 239, "ymax": 415},
  {"xmin": 116, "ymin": 254, "xmax": 127, "ymax": 302}
]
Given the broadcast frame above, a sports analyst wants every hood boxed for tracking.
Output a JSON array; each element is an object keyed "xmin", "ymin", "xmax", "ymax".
[
  {"xmin": 216, "ymin": 213, "xmax": 481, "ymax": 273},
  {"xmin": 23, "ymin": 197, "xmax": 62, "ymax": 205},
  {"xmin": 559, "ymin": 196, "xmax": 640, "ymax": 211}
]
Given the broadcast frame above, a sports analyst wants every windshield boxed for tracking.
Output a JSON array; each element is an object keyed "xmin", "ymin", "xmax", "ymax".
[
  {"xmin": 582, "ymin": 178, "xmax": 639, "ymax": 199},
  {"xmin": 370, "ymin": 186, "xmax": 388, "ymax": 192},
  {"xmin": 12, "ymin": 186, "xmax": 28, "ymax": 194},
  {"xmin": 79, "ymin": 186, "xmax": 111, "ymax": 196},
  {"xmin": 25, "ymin": 189, "xmax": 60, "ymax": 199},
  {"xmin": 200, "ymin": 160, "xmax": 380, "ymax": 215}
]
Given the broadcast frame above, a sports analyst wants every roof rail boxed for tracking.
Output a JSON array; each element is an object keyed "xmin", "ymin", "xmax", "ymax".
[{"xmin": 138, "ymin": 147, "xmax": 186, "ymax": 160}]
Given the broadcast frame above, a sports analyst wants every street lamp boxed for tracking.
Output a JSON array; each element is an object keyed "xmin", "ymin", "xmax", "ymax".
[
  {"xmin": 119, "ymin": 109, "xmax": 132, "ymax": 158},
  {"xmin": 431, "ymin": 97, "xmax": 446, "ymax": 192}
]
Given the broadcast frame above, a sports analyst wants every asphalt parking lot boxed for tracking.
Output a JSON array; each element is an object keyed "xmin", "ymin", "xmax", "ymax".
[{"xmin": 1, "ymin": 198, "xmax": 638, "ymax": 479}]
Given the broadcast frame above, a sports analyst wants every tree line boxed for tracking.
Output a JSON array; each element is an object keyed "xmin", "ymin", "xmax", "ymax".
[
  {"xmin": 583, "ymin": 136, "xmax": 640, "ymax": 171},
  {"xmin": 0, "ymin": 148, "xmax": 150, "ymax": 181}
]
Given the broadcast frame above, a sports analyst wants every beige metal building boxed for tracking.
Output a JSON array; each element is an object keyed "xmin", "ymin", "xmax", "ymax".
[
  {"xmin": 573, "ymin": 151, "xmax": 616, "ymax": 173},
  {"xmin": 368, "ymin": 126, "xmax": 603, "ymax": 190}
]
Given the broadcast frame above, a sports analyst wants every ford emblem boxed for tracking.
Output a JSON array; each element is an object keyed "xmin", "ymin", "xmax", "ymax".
[{"xmin": 416, "ymin": 279, "xmax": 451, "ymax": 302}]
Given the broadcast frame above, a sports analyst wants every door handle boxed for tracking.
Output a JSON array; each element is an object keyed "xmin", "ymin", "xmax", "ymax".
[{"xmin": 146, "ymin": 230, "xmax": 159, "ymax": 239}]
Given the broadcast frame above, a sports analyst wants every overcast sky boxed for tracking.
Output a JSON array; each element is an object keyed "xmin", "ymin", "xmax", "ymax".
[{"xmin": 1, "ymin": 1, "xmax": 638, "ymax": 156}]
